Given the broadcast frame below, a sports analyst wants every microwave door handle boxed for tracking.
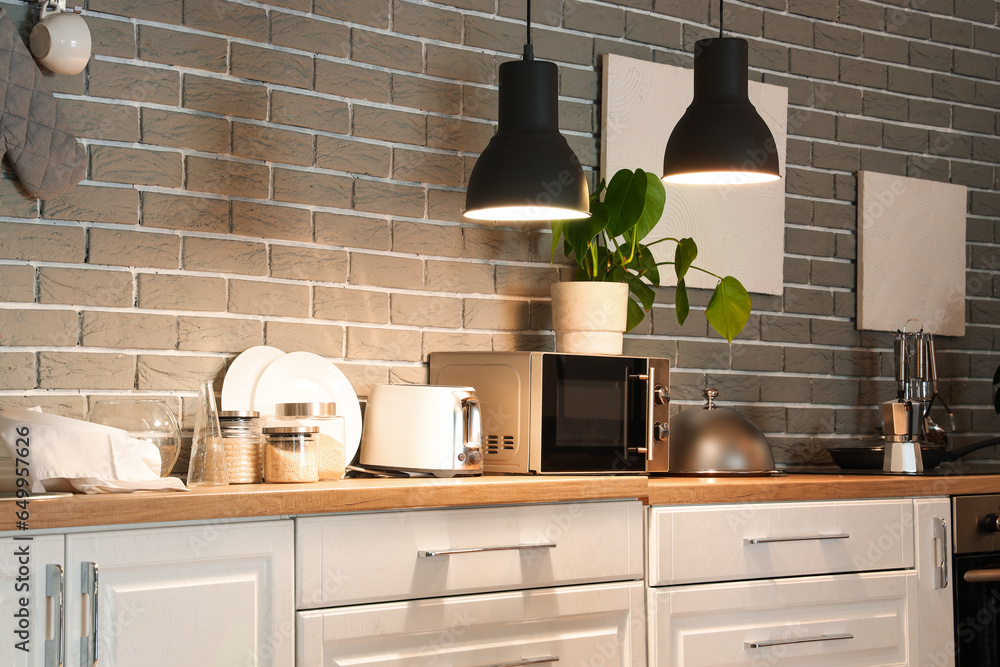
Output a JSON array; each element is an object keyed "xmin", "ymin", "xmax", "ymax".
[
  {"xmin": 625, "ymin": 369, "xmax": 652, "ymax": 459},
  {"xmin": 644, "ymin": 366, "xmax": 655, "ymax": 461},
  {"xmin": 622, "ymin": 368, "xmax": 631, "ymax": 460}
]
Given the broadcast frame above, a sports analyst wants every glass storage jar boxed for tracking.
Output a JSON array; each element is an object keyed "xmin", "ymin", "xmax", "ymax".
[
  {"xmin": 218, "ymin": 410, "xmax": 263, "ymax": 484},
  {"xmin": 270, "ymin": 402, "xmax": 347, "ymax": 481},
  {"xmin": 263, "ymin": 426, "xmax": 319, "ymax": 483}
]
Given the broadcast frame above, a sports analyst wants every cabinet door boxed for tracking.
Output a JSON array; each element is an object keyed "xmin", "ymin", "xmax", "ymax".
[
  {"xmin": 0, "ymin": 535, "xmax": 64, "ymax": 667},
  {"xmin": 64, "ymin": 520, "xmax": 294, "ymax": 667},
  {"xmin": 648, "ymin": 571, "xmax": 917, "ymax": 667},
  {"xmin": 297, "ymin": 581, "xmax": 645, "ymax": 667},
  {"xmin": 914, "ymin": 498, "xmax": 955, "ymax": 667}
]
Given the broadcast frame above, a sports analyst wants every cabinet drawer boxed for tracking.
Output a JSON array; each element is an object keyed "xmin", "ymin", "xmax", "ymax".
[
  {"xmin": 297, "ymin": 581, "xmax": 645, "ymax": 667},
  {"xmin": 648, "ymin": 499, "xmax": 914, "ymax": 585},
  {"xmin": 296, "ymin": 500, "xmax": 643, "ymax": 608},
  {"xmin": 649, "ymin": 571, "xmax": 918, "ymax": 666}
]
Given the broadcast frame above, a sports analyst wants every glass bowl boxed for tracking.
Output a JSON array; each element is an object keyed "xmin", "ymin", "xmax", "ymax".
[{"xmin": 87, "ymin": 400, "xmax": 181, "ymax": 477}]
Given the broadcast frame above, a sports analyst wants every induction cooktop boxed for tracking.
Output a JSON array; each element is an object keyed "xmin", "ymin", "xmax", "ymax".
[{"xmin": 780, "ymin": 461, "xmax": 1000, "ymax": 476}]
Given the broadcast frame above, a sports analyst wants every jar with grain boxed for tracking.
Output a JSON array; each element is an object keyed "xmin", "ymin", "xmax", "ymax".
[
  {"xmin": 219, "ymin": 410, "xmax": 263, "ymax": 484},
  {"xmin": 270, "ymin": 402, "xmax": 346, "ymax": 481},
  {"xmin": 263, "ymin": 426, "xmax": 319, "ymax": 483}
]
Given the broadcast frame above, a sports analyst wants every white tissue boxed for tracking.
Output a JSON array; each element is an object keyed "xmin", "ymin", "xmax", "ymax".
[{"xmin": 0, "ymin": 407, "xmax": 188, "ymax": 494}]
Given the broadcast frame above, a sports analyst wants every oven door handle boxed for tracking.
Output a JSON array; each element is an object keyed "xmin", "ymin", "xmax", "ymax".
[
  {"xmin": 963, "ymin": 568, "xmax": 1000, "ymax": 583},
  {"xmin": 933, "ymin": 517, "xmax": 948, "ymax": 589}
]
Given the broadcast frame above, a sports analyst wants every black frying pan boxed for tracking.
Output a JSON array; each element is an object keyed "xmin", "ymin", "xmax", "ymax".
[{"xmin": 829, "ymin": 437, "xmax": 1000, "ymax": 470}]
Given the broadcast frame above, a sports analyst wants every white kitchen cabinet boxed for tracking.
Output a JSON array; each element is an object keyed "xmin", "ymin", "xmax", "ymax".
[
  {"xmin": 648, "ymin": 571, "xmax": 918, "ymax": 666},
  {"xmin": 298, "ymin": 581, "xmax": 645, "ymax": 667},
  {"xmin": 1, "ymin": 520, "xmax": 295, "ymax": 667},
  {"xmin": 646, "ymin": 497, "xmax": 949, "ymax": 667},
  {"xmin": 0, "ymin": 534, "xmax": 64, "ymax": 667},
  {"xmin": 61, "ymin": 520, "xmax": 294, "ymax": 667},
  {"xmin": 914, "ymin": 498, "xmax": 955, "ymax": 667},
  {"xmin": 296, "ymin": 500, "xmax": 646, "ymax": 667}
]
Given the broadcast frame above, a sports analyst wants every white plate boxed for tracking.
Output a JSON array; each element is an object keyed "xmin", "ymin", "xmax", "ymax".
[
  {"xmin": 251, "ymin": 351, "xmax": 363, "ymax": 464},
  {"xmin": 221, "ymin": 346, "xmax": 286, "ymax": 411}
]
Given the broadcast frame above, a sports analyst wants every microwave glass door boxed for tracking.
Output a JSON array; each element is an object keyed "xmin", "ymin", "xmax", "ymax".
[{"xmin": 539, "ymin": 355, "xmax": 646, "ymax": 471}]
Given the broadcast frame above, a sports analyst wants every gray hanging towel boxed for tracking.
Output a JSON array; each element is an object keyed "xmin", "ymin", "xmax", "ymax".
[{"xmin": 0, "ymin": 7, "xmax": 86, "ymax": 200}]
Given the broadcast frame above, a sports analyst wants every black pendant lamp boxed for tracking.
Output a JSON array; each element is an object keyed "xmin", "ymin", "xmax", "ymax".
[
  {"xmin": 662, "ymin": 0, "xmax": 781, "ymax": 185},
  {"xmin": 464, "ymin": 1, "xmax": 590, "ymax": 222}
]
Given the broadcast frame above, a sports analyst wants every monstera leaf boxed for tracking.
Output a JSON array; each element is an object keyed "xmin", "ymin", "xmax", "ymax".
[{"xmin": 705, "ymin": 276, "xmax": 752, "ymax": 343}]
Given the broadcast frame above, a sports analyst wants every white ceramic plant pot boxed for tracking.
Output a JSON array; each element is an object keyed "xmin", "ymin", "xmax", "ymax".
[{"xmin": 550, "ymin": 281, "xmax": 629, "ymax": 355}]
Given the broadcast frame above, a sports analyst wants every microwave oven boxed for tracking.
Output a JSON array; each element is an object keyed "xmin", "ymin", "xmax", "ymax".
[{"xmin": 429, "ymin": 351, "xmax": 670, "ymax": 474}]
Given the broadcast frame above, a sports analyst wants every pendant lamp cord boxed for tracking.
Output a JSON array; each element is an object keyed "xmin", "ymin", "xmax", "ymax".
[
  {"xmin": 719, "ymin": 0, "xmax": 724, "ymax": 37},
  {"xmin": 524, "ymin": 0, "xmax": 534, "ymax": 59}
]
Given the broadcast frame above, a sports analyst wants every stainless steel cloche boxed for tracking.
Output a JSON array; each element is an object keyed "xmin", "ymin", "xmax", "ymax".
[{"xmin": 667, "ymin": 388, "xmax": 777, "ymax": 475}]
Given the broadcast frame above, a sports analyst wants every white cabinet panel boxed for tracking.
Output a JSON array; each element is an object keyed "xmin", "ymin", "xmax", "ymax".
[
  {"xmin": 297, "ymin": 500, "xmax": 643, "ymax": 608},
  {"xmin": 297, "ymin": 581, "xmax": 645, "ymax": 667},
  {"xmin": 64, "ymin": 520, "xmax": 294, "ymax": 667},
  {"xmin": 648, "ymin": 499, "xmax": 914, "ymax": 586},
  {"xmin": 649, "ymin": 571, "xmax": 918, "ymax": 667},
  {"xmin": 0, "ymin": 535, "xmax": 63, "ymax": 667},
  {"xmin": 914, "ymin": 498, "xmax": 955, "ymax": 667}
]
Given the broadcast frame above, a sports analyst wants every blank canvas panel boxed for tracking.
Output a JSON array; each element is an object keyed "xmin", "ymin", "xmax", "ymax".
[
  {"xmin": 857, "ymin": 171, "xmax": 967, "ymax": 336},
  {"xmin": 601, "ymin": 54, "xmax": 788, "ymax": 295}
]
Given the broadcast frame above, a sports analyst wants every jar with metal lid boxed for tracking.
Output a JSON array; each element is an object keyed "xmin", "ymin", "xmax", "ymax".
[
  {"xmin": 263, "ymin": 426, "xmax": 319, "ymax": 483},
  {"xmin": 271, "ymin": 402, "xmax": 346, "ymax": 481},
  {"xmin": 218, "ymin": 410, "xmax": 263, "ymax": 484}
]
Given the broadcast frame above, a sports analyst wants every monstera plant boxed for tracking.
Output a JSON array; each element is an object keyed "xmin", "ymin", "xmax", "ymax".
[{"xmin": 551, "ymin": 168, "xmax": 752, "ymax": 343}]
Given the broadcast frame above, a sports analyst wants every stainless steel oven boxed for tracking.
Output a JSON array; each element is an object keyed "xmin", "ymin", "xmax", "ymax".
[
  {"xmin": 429, "ymin": 351, "xmax": 670, "ymax": 474},
  {"xmin": 953, "ymin": 494, "xmax": 1000, "ymax": 666}
]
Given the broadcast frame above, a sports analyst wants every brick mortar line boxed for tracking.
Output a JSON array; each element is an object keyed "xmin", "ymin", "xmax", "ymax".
[
  {"xmin": 77, "ymin": 94, "xmax": 1000, "ymax": 179},
  {"xmin": 0, "ymin": 250, "xmax": 571, "ymax": 277},
  {"xmin": 78, "ymin": 3, "xmax": 1000, "ymax": 85},
  {"xmin": 782, "ymin": 256, "xmax": 856, "ymax": 268},
  {"xmin": 786, "ymin": 118, "xmax": 999, "ymax": 146},
  {"xmin": 783, "ymin": 255, "xmax": 856, "ymax": 265},
  {"xmin": 58, "ymin": 96, "xmax": 995, "ymax": 181},
  {"xmin": 453, "ymin": 2, "xmax": 1000, "ymax": 80},
  {"xmin": 583, "ymin": 0, "xmax": 1000, "ymax": 72},
  {"xmin": 18, "ymin": 299, "xmax": 981, "ymax": 351},
  {"xmin": 56, "ymin": 152, "xmax": 1000, "ymax": 210},
  {"xmin": 783, "ymin": 162, "xmax": 1000, "ymax": 184},
  {"xmin": 784, "ymin": 221, "xmax": 855, "ymax": 232}
]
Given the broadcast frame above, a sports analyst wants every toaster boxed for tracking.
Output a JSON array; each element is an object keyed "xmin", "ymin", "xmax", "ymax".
[{"xmin": 359, "ymin": 384, "xmax": 483, "ymax": 477}]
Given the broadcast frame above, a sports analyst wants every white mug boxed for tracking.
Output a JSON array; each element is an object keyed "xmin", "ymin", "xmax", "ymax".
[{"xmin": 29, "ymin": 11, "xmax": 91, "ymax": 76}]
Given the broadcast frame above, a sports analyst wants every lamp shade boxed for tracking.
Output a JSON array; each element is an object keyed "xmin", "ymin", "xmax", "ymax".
[
  {"xmin": 663, "ymin": 38, "xmax": 780, "ymax": 185},
  {"xmin": 464, "ymin": 58, "xmax": 589, "ymax": 221}
]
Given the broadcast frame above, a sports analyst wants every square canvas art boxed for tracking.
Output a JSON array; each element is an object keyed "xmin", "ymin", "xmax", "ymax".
[
  {"xmin": 857, "ymin": 171, "xmax": 967, "ymax": 336},
  {"xmin": 601, "ymin": 54, "xmax": 788, "ymax": 295}
]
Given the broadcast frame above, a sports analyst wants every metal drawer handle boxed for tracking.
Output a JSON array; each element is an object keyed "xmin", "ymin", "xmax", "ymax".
[
  {"xmin": 81, "ymin": 562, "xmax": 98, "ymax": 667},
  {"xmin": 478, "ymin": 657, "xmax": 560, "ymax": 667},
  {"xmin": 45, "ymin": 563, "xmax": 64, "ymax": 667},
  {"xmin": 744, "ymin": 533, "xmax": 850, "ymax": 545},
  {"xmin": 746, "ymin": 633, "xmax": 854, "ymax": 649},
  {"xmin": 418, "ymin": 543, "xmax": 556, "ymax": 558},
  {"xmin": 963, "ymin": 568, "xmax": 1000, "ymax": 583}
]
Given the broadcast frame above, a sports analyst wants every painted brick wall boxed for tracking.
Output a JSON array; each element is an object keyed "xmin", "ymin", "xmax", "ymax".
[{"xmin": 0, "ymin": 0, "xmax": 998, "ymax": 467}]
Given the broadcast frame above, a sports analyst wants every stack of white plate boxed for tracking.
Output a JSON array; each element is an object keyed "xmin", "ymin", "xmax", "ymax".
[{"xmin": 220, "ymin": 346, "xmax": 363, "ymax": 465}]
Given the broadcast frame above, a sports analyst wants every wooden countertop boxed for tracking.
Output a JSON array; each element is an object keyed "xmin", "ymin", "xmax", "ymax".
[
  {"xmin": 646, "ymin": 473, "xmax": 1000, "ymax": 505},
  {"xmin": 0, "ymin": 475, "xmax": 646, "ymax": 532},
  {"xmin": 4, "ymin": 472, "xmax": 1000, "ymax": 532}
]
